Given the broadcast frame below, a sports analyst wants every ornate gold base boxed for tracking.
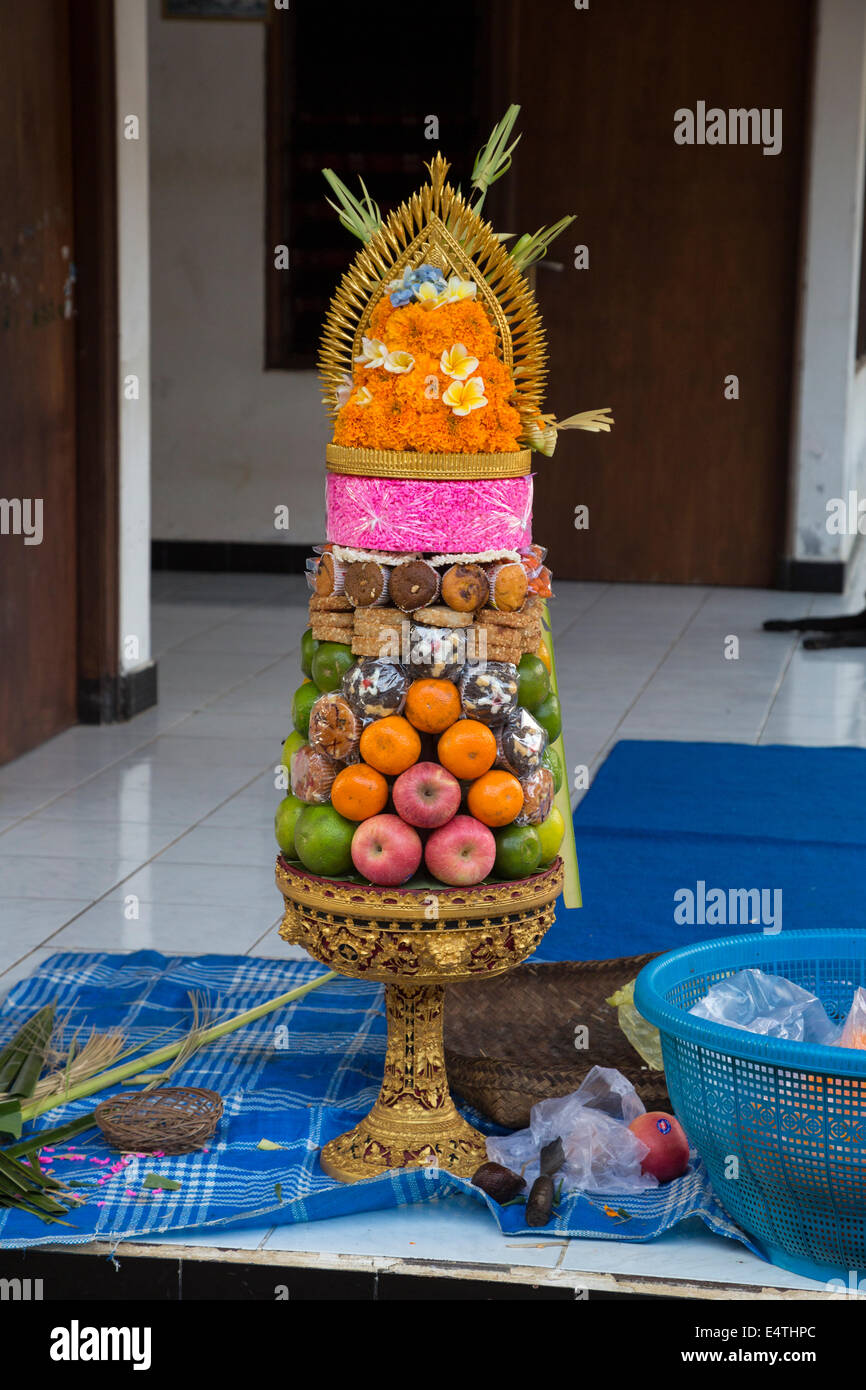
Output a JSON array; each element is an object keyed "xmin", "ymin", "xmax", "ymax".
[
  {"xmin": 320, "ymin": 1103, "xmax": 486, "ymax": 1183},
  {"xmin": 275, "ymin": 858, "xmax": 564, "ymax": 1184},
  {"xmin": 320, "ymin": 982, "xmax": 486, "ymax": 1183}
]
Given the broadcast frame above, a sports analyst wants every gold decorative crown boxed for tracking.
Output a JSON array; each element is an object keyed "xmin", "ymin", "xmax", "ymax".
[{"xmin": 319, "ymin": 154, "xmax": 546, "ymax": 439}]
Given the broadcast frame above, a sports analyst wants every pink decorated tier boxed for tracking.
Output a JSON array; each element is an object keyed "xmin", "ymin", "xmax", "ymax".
[{"xmin": 326, "ymin": 473, "xmax": 533, "ymax": 553}]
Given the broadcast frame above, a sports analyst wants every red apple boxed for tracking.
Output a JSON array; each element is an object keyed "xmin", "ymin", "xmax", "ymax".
[
  {"xmin": 351, "ymin": 814, "xmax": 422, "ymax": 886},
  {"xmin": 392, "ymin": 761, "xmax": 462, "ymax": 828},
  {"xmin": 425, "ymin": 814, "xmax": 496, "ymax": 886},
  {"xmin": 628, "ymin": 1111, "xmax": 690, "ymax": 1183}
]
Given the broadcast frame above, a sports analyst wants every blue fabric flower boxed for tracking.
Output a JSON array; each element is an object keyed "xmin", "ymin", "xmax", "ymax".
[
  {"xmin": 388, "ymin": 263, "xmax": 447, "ymax": 306},
  {"xmin": 413, "ymin": 264, "xmax": 447, "ymax": 289},
  {"xmin": 389, "ymin": 283, "xmax": 416, "ymax": 307}
]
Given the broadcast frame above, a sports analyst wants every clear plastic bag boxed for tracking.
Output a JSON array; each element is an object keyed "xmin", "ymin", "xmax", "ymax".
[
  {"xmin": 290, "ymin": 744, "xmax": 338, "ymax": 804},
  {"xmin": 459, "ymin": 661, "xmax": 519, "ymax": 726},
  {"xmin": 495, "ymin": 707, "xmax": 547, "ymax": 777},
  {"xmin": 837, "ymin": 987, "xmax": 866, "ymax": 1050},
  {"xmin": 607, "ymin": 979, "xmax": 665, "ymax": 1071},
  {"xmin": 342, "ymin": 659, "xmax": 409, "ymax": 720},
  {"xmin": 486, "ymin": 1066, "xmax": 657, "ymax": 1194},
  {"xmin": 690, "ymin": 968, "xmax": 840, "ymax": 1044},
  {"xmin": 514, "ymin": 766, "xmax": 554, "ymax": 826},
  {"xmin": 408, "ymin": 624, "xmax": 466, "ymax": 681},
  {"xmin": 307, "ymin": 692, "xmax": 361, "ymax": 762}
]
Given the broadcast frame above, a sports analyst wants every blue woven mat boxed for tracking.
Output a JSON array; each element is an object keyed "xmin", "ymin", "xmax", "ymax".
[
  {"xmin": 0, "ymin": 950, "xmax": 757, "ymax": 1253},
  {"xmin": 543, "ymin": 740, "xmax": 866, "ymax": 961}
]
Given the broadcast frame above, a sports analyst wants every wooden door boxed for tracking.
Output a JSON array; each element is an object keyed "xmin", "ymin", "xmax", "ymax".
[
  {"xmin": 0, "ymin": 0, "xmax": 77, "ymax": 762},
  {"xmin": 501, "ymin": 0, "xmax": 812, "ymax": 585}
]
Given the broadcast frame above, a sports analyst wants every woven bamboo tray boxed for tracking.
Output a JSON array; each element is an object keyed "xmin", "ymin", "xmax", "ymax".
[{"xmin": 444, "ymin": 956, "xmax": 669, "ymax": 1129}]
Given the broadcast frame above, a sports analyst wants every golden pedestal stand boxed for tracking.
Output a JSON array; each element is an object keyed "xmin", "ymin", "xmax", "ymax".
[{"xmin": 276, "ymin": 857, "xmax": 563, "ymax": 1183}]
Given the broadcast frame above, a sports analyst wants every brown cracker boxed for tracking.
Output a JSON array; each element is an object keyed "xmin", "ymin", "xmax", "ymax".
[
  {"xmin": 309, "ymin": 594, "xmax": 353, "ymax": 613},
  {"xmin": 410, "ymin": 605, "xmax": 474, "ymax": 629}
]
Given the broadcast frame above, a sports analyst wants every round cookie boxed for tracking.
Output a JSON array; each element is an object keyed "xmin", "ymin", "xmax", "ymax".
[
  {"xmin": 441, "ymin": 563, "xmax": 489, "ymax": 613},
  {"xmin": 344, "ymin": 559, "xmax": 390, "ymax": 608},
  {"xmin": 487, "ymin": 561, "xmax": 529, "ymax": 612},
  {"xmin": 390, "ymin": 559, "xmax": 440, "ymax": 613}
]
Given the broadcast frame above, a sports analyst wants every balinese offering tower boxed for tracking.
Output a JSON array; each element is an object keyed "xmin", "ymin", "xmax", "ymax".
[{"xmin": 275, "ymin": 110, "xmax": 612, "ymax": 1182}]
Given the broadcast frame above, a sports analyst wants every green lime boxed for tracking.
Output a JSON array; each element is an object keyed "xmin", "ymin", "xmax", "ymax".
[
  {"xmin": 281, "ymin": 730, "xmax": 305, "ymax": 771},
  {"xmin": 536, "ymin": 807, "xmax": 565, "ymax": 866},
  {"xmin": 311, "ymin": 641, "xmax": 355, "ymax": 693},
  {"xmin": 294, "ymin": 803, "xmax": 356, "ymax": 876},
  {"xmin": 292, "ymin": 681, "xmax": 321, "ymax": 738},
  {"xmin": 493, "ymin": 823, "xmax": 542, "ymax": 880},
  {"xmin": 542, "ymin": 744, "xmax": 564, "ymax": 794},
  {"xmin": 274, "ymin": 794, "xmax": 306, "ymax": 858},
  {"xmin": 301, "ymin": 627, "xmax": 319, "ymax": 679},
  {"xmin": 517, "ymin": 653, "xmax": 550, "ymax": 712},
  {"xmin": 534, "ymin": 691, "xmax": 562, "ymax": 743}
]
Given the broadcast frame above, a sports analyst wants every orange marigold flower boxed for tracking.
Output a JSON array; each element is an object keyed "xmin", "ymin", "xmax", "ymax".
[{"xmin": 333, "ymin": 297, "xmax": 521, "ymax": 452}]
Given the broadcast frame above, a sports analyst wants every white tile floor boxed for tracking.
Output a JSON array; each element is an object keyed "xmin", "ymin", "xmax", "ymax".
[{"xmin": 1, "ymin": 562, "xmax": 864, "ymax": 1294}]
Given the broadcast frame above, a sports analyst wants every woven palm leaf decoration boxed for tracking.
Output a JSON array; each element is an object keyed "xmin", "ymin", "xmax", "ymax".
[{"xmin": 319, "ymin": 154, "xmax": 546, "ymax": 437}]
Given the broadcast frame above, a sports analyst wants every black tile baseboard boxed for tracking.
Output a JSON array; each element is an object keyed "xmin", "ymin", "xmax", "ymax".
[
  {"xmin": 78, "ymin": 662, "xmax": 158, "ymax": 725},
  {"xmin": 151, "ymin": 541, "xmax": 309, "ymax": 575}
]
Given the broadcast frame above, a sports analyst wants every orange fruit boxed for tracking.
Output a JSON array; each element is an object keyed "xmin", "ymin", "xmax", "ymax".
[
  {"xmin": 405, "ymin": 679, "xmax": 461, "ymax": 734},
  {"xmin": 536, "ymin": 640, "xmax": 552, "ymax": 674},
  {"xmin": 437, "ymin": 720, "xmax": 497, "ymax": 780},
  {"xmin": 359, "ymin": 715, "xmax": 421, "ymax": 775},
  {"xmin": 467, "ymin": 769, "xmax": 524, "ymax": 826},
  {"xmin": 330, "ymin": 763, "xmax": 389, "ymax": 822}
]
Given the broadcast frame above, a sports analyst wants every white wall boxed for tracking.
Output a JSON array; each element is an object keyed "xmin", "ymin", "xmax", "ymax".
[
  {"xmin": 116, "ymin": 0, "xmax": 152, "ymax": 672},
  {"xmin": 789, "ymin": 0, "xmax": 866, "ymax": 570},
  {"xmin": 147, "ymin": 0, "xmax": 327, "ymax": 547}
]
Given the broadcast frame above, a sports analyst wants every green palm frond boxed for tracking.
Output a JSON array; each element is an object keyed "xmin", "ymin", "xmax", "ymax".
[
  {"xmin": 322, "ymin": 169, "xmax": 381, "ymax": 243},
  {"xmin": 509, "ymin": 216, "xmax": 576, "ymax": 271},
  {"xmin": 470, "ymin": 105, "xmax": 522, "ymax": 211},
  {"xmin": 0, "ymin": 972, "xmax": 337, "ymax": 1224},
  {"xmin": 0, "ymin": 1005, "xmax": 55, "ymax": 1097}
]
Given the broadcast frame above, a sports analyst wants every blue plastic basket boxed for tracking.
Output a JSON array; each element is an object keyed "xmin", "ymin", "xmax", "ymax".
[{"xmin": 634, "ymin": 929, "xmax": 866, "ymax": 1284}]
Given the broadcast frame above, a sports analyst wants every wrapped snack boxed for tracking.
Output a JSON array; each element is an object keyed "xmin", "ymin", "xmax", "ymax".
[
  {"xmin": 342, "ymin": 658, "xmax": 410, "ymax": 719},
  {"xmin": 459, "ymin": 661, "xmax": 519, "ymax": 725},
  {"xmin": 291, "ymin": 744, "xmax": 338, "ymax": 803},
  {"xmin": 520, "ymin": 543, "xmax": 547, "ymax": 576},
  {"xmin": 440, "ymin": 563, "xmax": 489, "ymax": 613},
  {"xmin": 497, "ymin": 707, "xmax": 548, "ymax": 776},
  {"xmin": 315, "ymin": 550, "xmax": 347, "ymax": 597},
  {"xmin": 390, "ymin": 558, "xmax": 440, "ymax": 613},
  {"xmin": 514, "ymin": 765, "xmax": 555, "ymax": 825},
  {"xmin": 408, "ymin": 623, "xmax": 466, "ymax": 681},
  {"xmin": 520, "ymin": 544, "xmax": 553, "ymax": 596},
  {"xmin": 487, "ymin": 560, "xmax": 528, "ymax": 612},
  {"xmin": 528, "ymin": 565, "xmax": 553, "ymax": 598},
  {"xmin": 344, "ymin": 559, "xmax": 390, "ymax": 608},
  {"xmin": 308, "ymin": 691, "xmax": 361, "ymax": 762}
]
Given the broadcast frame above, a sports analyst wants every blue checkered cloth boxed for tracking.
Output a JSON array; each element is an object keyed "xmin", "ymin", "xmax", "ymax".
[{"xmin": 0, "ymin": 951, "xmax": 758, "ymax": 1253}]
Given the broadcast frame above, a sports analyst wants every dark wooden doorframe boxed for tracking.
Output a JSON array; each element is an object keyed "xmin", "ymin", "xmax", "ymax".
[{"xmin": 69, "ymin": 0, "xmax": 121, "ymax": 723}]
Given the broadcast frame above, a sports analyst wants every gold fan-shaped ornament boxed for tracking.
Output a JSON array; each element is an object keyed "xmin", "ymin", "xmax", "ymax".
[{"xmin": 319, "ymin": 155, "xmax": 547, "ymax": 480}]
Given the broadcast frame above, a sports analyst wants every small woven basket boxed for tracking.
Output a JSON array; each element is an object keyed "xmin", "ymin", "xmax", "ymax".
[
  {"xmin": 94, "ymin": 1087, "xmax": 223, "ymax": 1154},
  {"xmin": 444, "ymin": 956, "xmax": 668, "ymax": 1129}
]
